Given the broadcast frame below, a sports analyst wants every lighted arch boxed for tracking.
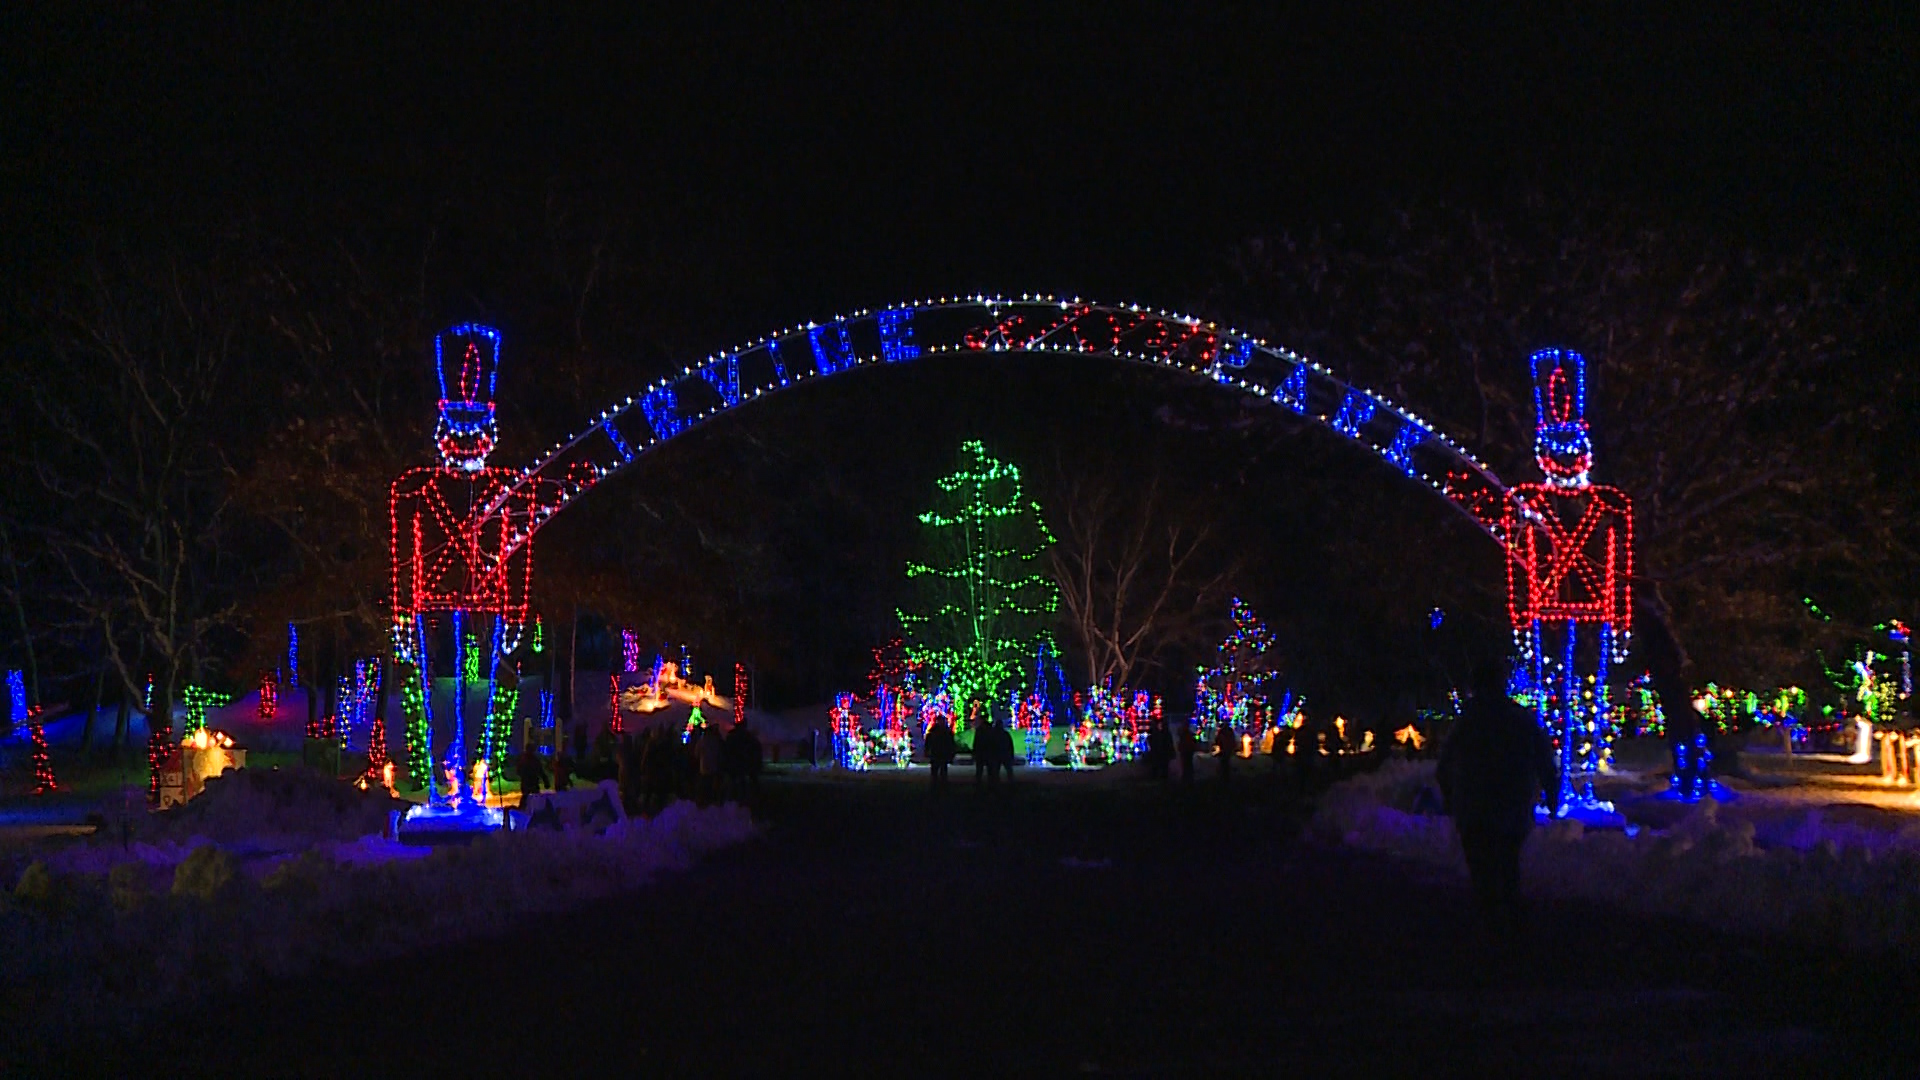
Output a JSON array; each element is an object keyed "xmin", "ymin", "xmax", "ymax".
[{"xmin": 484, "ymin": 296, "xmax": 1511, "ymax": 558}]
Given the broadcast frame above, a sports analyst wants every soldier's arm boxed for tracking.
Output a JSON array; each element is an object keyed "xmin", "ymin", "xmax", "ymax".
[{"xmin": 387, "ymin": 473, "xmax": 421, "ymax": 616}]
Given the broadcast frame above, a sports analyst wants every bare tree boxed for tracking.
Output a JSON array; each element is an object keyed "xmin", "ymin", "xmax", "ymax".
[
  {"xmin": 1044, "ymin": 456, "xmax": 1235, "ymax": 692},
  {"xmin": 0, "ymin": 522, "xmax": 43, "ymax": 705},
  {"xmin": 240, "ymin": 247, "xmax": 429, "ymax": 693},
  {"xmin": 26, "ymin": 258, "xmax": 261, "ymax": 738}
]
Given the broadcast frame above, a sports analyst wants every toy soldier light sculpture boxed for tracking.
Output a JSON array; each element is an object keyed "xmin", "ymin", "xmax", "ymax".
[
  {"xmin": 1503, "ymin": 348, "xmax": 1633, "ymax": 813},
  {"xmin": 390, "ymin": 325, "xmax": 535, "ymax": 818}
]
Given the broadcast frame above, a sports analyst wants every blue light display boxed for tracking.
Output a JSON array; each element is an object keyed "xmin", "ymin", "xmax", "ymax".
[
  {"xmin": 877, "ymin": 308, "xmax": 920, "ymax": 363},
  {"xmin": 414, "ymin": 615, "xmax": 439, "ymax": 777},
  {"xmin": 6, "ymin": 669, "xmax": 24, "ymax": 731},
  {"xmin": 640, "ymin": 386, "xmax": 683, "ymax": 439},
  {"xmin": 449, "ymin": 609, "xmax": 467, "ymax": 789},
  {"xmin": 700, "ymin": 354, "xmax": 742, "ymax": 407},
  {"xmin": 1597, "ymin": 620, "xmax": 1615, "ymax": 756},
  {"xmin": 604, "ymin": 417, "xmax": 635, "ymax": 462},
  {"xmin": 1385, "ymin": 421, "xmax": 1425, "ymax": 475},
  {"xmin": 1528, "ymin": 347, "xmax": 1593, "ymax": 485},
  {"xmin": 1217, "ymin": 336, "xmax": 1255, "ymax": 368},
  {"xmin": 767, "ymin": 338, "xmax": 790, "ymax": 384},
  {"xmin": 1672, "ymin": 733, "xmax": 1714, "ymax": 801},
  {"xmin": 1034, "ymin": 636, "xmax": 1074, "ymax": 720},
  {"xmin": 432, "ymin": 325, "xmax": 504, "ymax": 470},
  {"xmin": 1276, "ymin": 366, "xmax": 1309, "ymax": 413},
  {"xmin": 476, "ymin": 297, "xmax": 1519, "ymax": 573},
  {"xmin": 1561, "ymin": 617, "xmax": 1579, "ymax": 804},
  {"xmin": 1529, "ymin": 347, "xmax": 1587, "ymax": 423},
  {"xmin": 809, "ymin": 323, "xmax": 854, "ymax": 376},
  {"xmin": 434, "ymin": 324, "xmax": 503, "ymax": 400},
  {"xmin": 1332, "ymin": 389, "xmax": 1375, "ymax": 438},
  {"xmin": 480, "ymin": 615, "xmax": 503, "ymax": 772}
]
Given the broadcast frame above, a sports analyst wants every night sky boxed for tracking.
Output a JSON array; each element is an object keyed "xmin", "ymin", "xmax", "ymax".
[
  {"xmin": 3, "ymin": 4, "xmax": 1914, "ymax": 706},
  {"xmin": 7, "ymin": 5, "xmax": 1913, "ymax": 327}
]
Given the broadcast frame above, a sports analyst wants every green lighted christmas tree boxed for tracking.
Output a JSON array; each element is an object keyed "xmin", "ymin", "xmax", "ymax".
[{"xmin": 898, "ymin": 440, "xmax": 1059, "ymax": 726}]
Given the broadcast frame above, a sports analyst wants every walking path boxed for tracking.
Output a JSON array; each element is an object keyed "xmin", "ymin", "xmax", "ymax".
[{"xmin": 61, "ymin": 771, "xmax": 1920, "ymax": 1076}]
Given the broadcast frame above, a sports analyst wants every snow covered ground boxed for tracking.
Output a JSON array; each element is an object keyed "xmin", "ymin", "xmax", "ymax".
[
  {"xmin": 1315, "ymin": 756, "xmax": 1920, "ymax": 948},
  {"xmin": 1, "ymin": 766, "xmax": 755, "ymax": 1040}
]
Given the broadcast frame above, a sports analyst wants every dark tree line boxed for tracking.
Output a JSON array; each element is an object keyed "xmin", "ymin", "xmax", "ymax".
[{"xmin": 1, "ymin": 191, "xmax": 1909, "ymax": 754}]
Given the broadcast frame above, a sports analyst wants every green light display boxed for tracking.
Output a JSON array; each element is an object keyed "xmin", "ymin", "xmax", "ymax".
[{"xmin": 897, "ymin": 440, "xmax": 1059, "ymax": 726}]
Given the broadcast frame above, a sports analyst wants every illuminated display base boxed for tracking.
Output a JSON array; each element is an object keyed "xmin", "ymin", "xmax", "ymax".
[
  {"xmin": 393, "ymin": 798, "xmax": 517, "ymax": 843},
  {"xmin": 1544, "ymin": 794, "xmax": 1626, "ymax": 828},
  {"xmin": 1659, "ymin": 780, "xmax": 1735, "ymax": 805}
]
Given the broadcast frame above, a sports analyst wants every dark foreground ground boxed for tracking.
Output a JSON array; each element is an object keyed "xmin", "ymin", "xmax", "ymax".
[{"xmin": 36, "ymin": 767, "xmax": 1920, "ymax": 1077}]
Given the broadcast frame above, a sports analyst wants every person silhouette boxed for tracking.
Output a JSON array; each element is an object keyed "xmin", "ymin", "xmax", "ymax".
[
  {"xmin": 925, "ymin": 716, "xmax": 956, "ymax": 790},
  {"xmin": 517, "ymin": 737, "xmax": 548, "ymax": 812},
  {"xmin": 723, "ymin": 717, "xmax": 763, "ymax": 804},
  {"xmin": 1176, "ymin": 721, "xmax": 1198, "ymax": 784},
  {"xmin": 1145, "ymin": 717, "xmax": 1171, "ymax": 780},
  {"xmin": 1437, "ymin": 659, "xmax": 1559, "ymax": 932},
  {"xmin": 1213, "ymin": 720, "xmax": 1238, "ymax": 783}
]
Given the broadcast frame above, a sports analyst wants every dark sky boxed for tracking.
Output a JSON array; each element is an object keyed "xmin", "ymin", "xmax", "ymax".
[
  {"xmin": 6, "ymin": 3, "xmax": 1914, "ymax": 330},
  {"xmin": 3, "ymin": 3, "xmax": 1913, "ymax": 701}
]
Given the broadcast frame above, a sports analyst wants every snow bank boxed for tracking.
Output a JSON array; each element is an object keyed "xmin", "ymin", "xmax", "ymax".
[
  {"xmin": 0, "ymin": 797, "xmax": 755, "ymax": 1040},
  {"xmin": 148, "ymin": 764, "xmax": 402, "ymax": 848},
  {"xmin": 1315, "ymin": 760, "xmax": 1920, "ymax": 946},
  {"xmin": 33, "ymin": 768, "xmax": 400, "ymax": 879}
]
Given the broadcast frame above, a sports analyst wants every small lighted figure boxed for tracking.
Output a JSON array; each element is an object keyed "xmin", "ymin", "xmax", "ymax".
[
  {"xmin": 1850, "ymin": 715, "xmax": 1875, "ymax": 766},
  {"xmin": 176, "ymin": 728, "xmax": 241, "ymax": 802},
  {"xmin": 1890, "ymin": 619, "xmax": 1912, "ymax": 698},
  {"xmin": 617, "ymin": 651, "xmax": 736, "ymax": 723},
  {"xmin": 1502, "ymin": 348, "xmax": 1633, "ymax": 814}
]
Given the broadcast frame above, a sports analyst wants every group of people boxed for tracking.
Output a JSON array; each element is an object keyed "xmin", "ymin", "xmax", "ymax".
[
  {"xmin": 518, "ymin": 665, "xmax": 1555, "ymax": 934},
  {"xmin": 920, "ymin": 715, "xmax": 1017, "ymax": 788},
  {"xmin": 1136, "ymin": 714, "xmax": 1320, "ymax": 789},
  {"xmin": 917, "ymin": 711, "xmax": 1324, "ymax": 789},
  {"xmin": 515, "ymin": 716, "xmax": 764, "ymax": 816},
  {"xmin": 692, "ymin": 718, "xmax": 765, "ymax": 807}
]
